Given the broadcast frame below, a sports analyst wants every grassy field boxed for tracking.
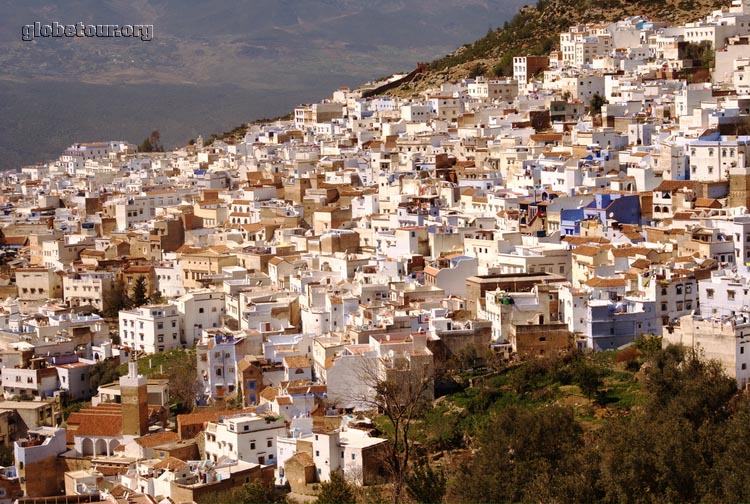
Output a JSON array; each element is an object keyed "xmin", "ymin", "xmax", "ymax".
[
  {"xmin": 116, "ymin": 349, "xmax": 195, "ymax": 378},
  {"xmin": 387, "ymin": 351, "xmax": 648, "ymax": 456}
]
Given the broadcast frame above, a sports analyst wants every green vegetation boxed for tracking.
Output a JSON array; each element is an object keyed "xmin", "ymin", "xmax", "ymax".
[
  {"xmin": 138, "ymin": 130, "xmax": 164, "ymax": 153},
  {"xmin": 423, "ymin": 0, "xmax": 725, "ymax": 88},
  {"xmin": 316, "ymin": 470, "xmax": 357, "ymax": 504},
  {"xmin": 116, "ymin": 349, "xmax": 192, "ymax": 377},
  {"xmin": 467, "ymin": 62, "xmax": 486, "ymax": 79},
  {"xmin": 86, "ymin": 352, "xmax": 198, "ymax": 416},
  {"xmin": 62, "ymin": 400, "xmax": 90, "ymax": 421},
  {"xmin": 101, "ymin": 279, "xmax": 133, "ymax": 319},
  {"xmin": 131, "ymin": 275, "xmax": 149, "ymax": 307},
  {"xmin": 148, "ymin": 290, "xmax": 167, "ymax": 305},
  {"xmin": 203, "ymin": 112, "xmax": 295, "ymax": 147},
  {"xmin": 0, "ymin": 445, "xmax": 13, "ymax": 467},
  {"xmin": 213, "ymin": 481, "xmax": 283, "ymax": 504},
  {"xmin": 117, "ymin": 349, "xmax": 199, "ymax": 413},
  {"xmin": 390, "ymin": 346, "xmax": 750, "ymax": 504},
  {"xmin": 590, "ymin": 92, "xmax": 607, "ymax": 115},
  {"xmin": 89, "ymin": 358, "xmax": 122, "ymax": 391},
  {"xmin": 406, "ymin": 458, "xmax": 447, "ymax": 504},
  {"xmin": 685, "ymin": 40, "xmax": 716, "ymax": 68}
]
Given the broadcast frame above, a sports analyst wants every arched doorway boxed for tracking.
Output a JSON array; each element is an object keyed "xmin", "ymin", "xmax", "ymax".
[{"xmin": 81, "ymin": 438, "xmax": 93, "ymax": 456}]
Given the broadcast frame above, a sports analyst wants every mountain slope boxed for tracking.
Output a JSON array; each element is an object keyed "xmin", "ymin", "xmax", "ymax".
[{"xmin": 391, "ymin": 0, "xmax": 728, "ymax": 95}]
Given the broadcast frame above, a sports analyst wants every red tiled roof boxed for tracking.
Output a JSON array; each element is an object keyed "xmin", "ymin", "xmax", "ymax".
[{"xmin": 135, "ymin": 431, "xmax": 179, "ymax": 448}]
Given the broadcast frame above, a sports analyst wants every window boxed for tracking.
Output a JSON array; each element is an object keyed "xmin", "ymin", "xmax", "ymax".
[
  {"xmin": 707, "ymin": 289, "xmax": 715, "ymax": 299},
  {"xmin": 251, "ymin": 442, "xmax": 255, "ymax": 449},
  {"xmin": 729, "ymin": 290, "xmax": 736, "ymax": 300},
  {"xmin": 267, "ymin": 440, "xmax": 273, "ymax": 448}
]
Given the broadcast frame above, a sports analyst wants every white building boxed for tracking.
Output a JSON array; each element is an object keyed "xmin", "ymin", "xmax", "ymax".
[
  {"xmin": 665, "ymin": 313, "xmax": 750, "ymax": 388},
  {"xmin": 154, "ymin": 261, "xmax": 185, "ymax": 298},
  {"xmin": 63, "ymin": 272, "xmax": 114, "ymax": 311},
  {"xmin": 699, "ymin": 271, "xmax": 750, "ymax": 318},
  {"xmin": 204, "ymin": 413, "xmax": 286, "ymax": 465},
  {"xmin": 119, "ymin": 304, "xmax": 182, "ymax": 354},
  {"xmin": 175, "ymin": 289, "xmax": 226, "ymax": 346}
]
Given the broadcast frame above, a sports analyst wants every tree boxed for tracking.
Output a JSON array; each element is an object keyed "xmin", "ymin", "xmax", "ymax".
[
  {"xmin": 139, "ymin": 130, "xmax": 163, "ymax": 153},
  {"xmin": 214, "ymin": 481, "xmax": 283, "ymax": 504},
  {"xmin": 406, "ymin": 458, "xmax": 446, "ymax": 503},
  {"xmin": 161, "ymin": 350, "xmax": 199, "ymax": 413},
  {"xmin": 448, "ymin": 405, "xmax": 593, "ymax": 503},
  {"xmin": 703, "ymin": 397, "xmax": 750, "ymax": 502},
  {"xmin": 597, "ymin": 346, "xmax": 737, "ymax": 503},
  {"xmin": 644, "ymin": 345, "xmax": 736, "ymax": 428},
  {"xmin": 589, "ymin": 92, "xmax": 607, "ymax": 115},
  {"xmin": 634, "ymin": 333, "xmax": 663, "ymax": 358},
  {"xmin": 102, "ymin": 279, "xmax": 132, "ymax": 319},
  {"xmin": 149, "ymin": 130, "xmax": 163, "ymax": 151},
  {"xmin": 467, "ymin": 62, "xmax": 486, "ymax": 79},
  {"xmin": 685, "ymin": 40, "xmax": 715, "ymax": 68},
  {"xmin": 89, "ymin": 358, "xmax": 121, "ymax": 392},
  {"xmin": 571, "ymin": 358, "xmax": 603, "ymax": 400},
  {"xmin": 316, "ymin": 470, "xmax": 356, "ymax": 504},
  {"xmin": 0, "ymin": 445, "xmax": 13, "ymax": 466},
  {"xmin": 132, "ymin": 275, "xmax": 149, "ymax": 307},
  {"xmin": 139, "ymin": 137, "xmax": 153, "ymax": 153},
  {"xmin": 352, "ymin": 355, "xmax": 434, "ymax": 504},
  {"xmin": 148, "ymin": 290, "xmax": 167, "ymax": 305},
  {"xmin": 492, "ymin": 51, "xmax": 516, "ymax": 77}
]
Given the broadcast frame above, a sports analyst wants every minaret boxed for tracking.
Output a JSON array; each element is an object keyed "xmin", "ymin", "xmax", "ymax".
[{"xmin": 119, "ymin": 356, "xmax": 149, "ymax": 437}]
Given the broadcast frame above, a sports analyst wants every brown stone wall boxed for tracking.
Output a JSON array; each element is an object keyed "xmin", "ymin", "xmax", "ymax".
[
  {"xmin": 285, "ymin": 458, "xmax": 316, "ymax": 495},
  {"xmin": 361, "ymin": 443, "xmax": 387, "ymax": 486},
  {"xmin": 121, "ymin": 383, "xmax": 148, "ymax": 437},
  {"xmin": 729, "ymin": 174, "xmax": 750, "ymax": 209},
  {"xmin": 512, "ymin": 323, "xmax": 572, "ymax": 359},
  {"xmin": 20, "ymin": 455, "xmax": 65, "ymax": 497},
  {"xmin": 170, "ymin": 465, "xmax": 262, "ymax": 504}
]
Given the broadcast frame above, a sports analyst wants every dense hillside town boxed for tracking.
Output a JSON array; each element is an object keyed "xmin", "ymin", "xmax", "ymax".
[{"xmin": 2, "ymin": 1, "xmax": 750, "ymax": 502}]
